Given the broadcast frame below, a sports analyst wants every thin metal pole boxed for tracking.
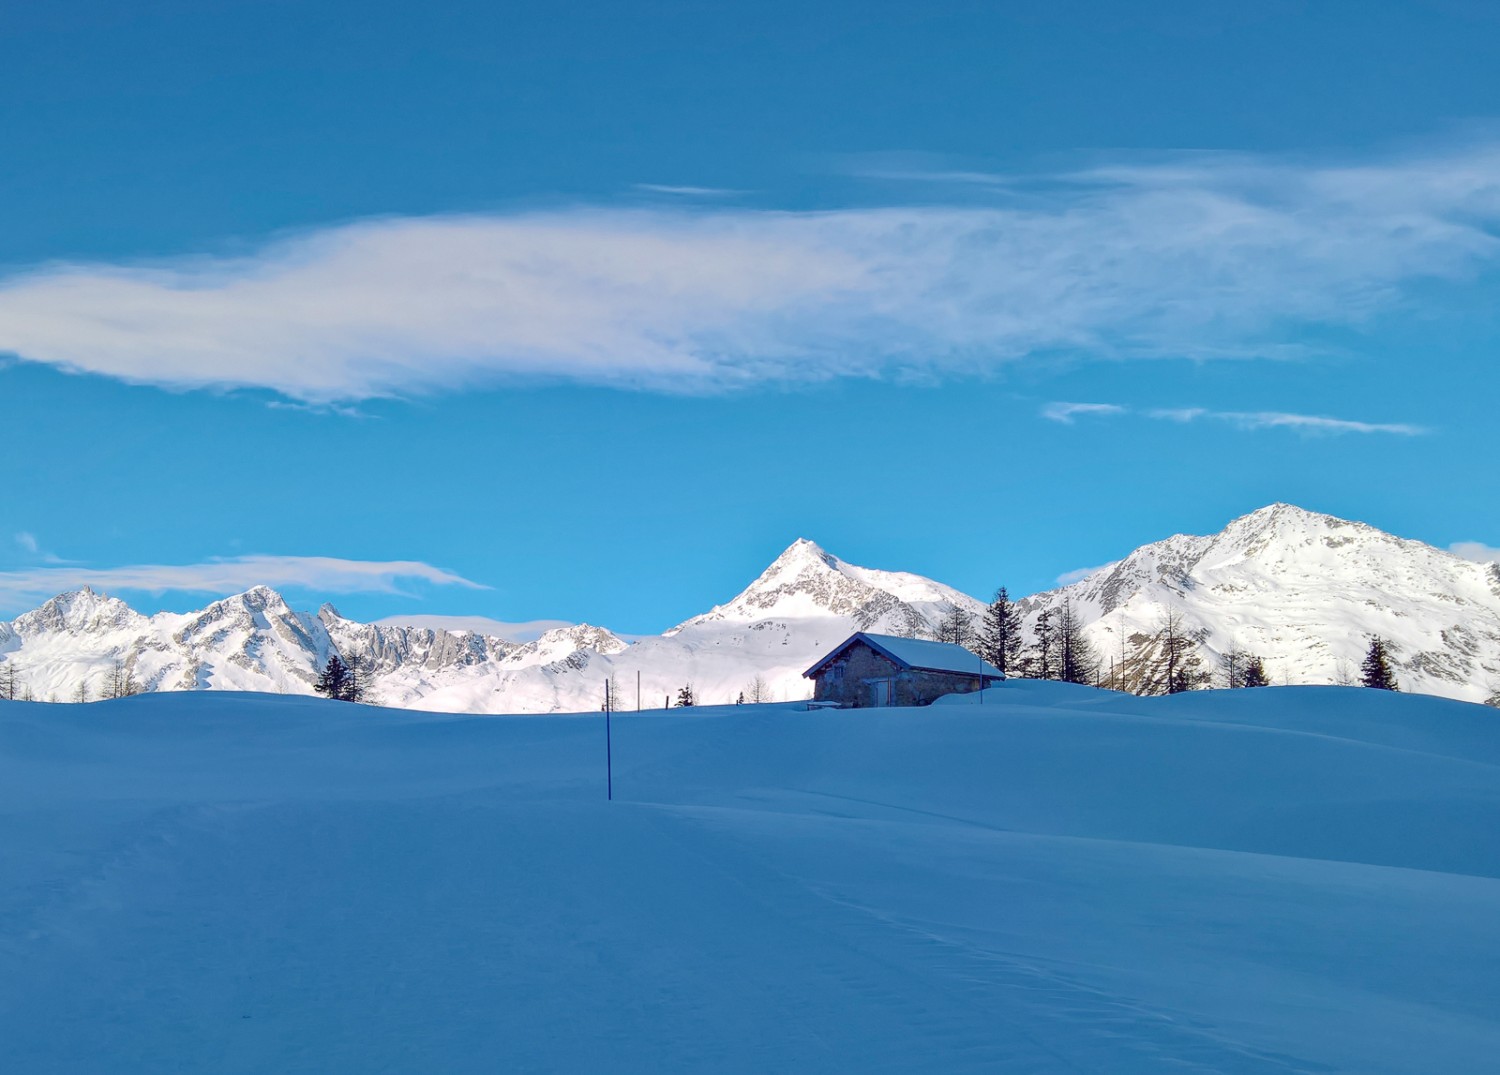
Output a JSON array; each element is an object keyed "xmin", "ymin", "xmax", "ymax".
[{"xmin": 605, "ymin": 680, "xmax": 613, "ymax": 801}]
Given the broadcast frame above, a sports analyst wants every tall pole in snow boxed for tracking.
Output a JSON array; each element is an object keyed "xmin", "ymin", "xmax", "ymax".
[{"xmin": 605, "ymin": 679, "xmax": 613, "ymax": 802}]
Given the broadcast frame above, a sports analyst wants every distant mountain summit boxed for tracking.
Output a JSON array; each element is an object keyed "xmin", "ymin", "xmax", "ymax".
[
  {"xmin": 1024, "ymin": 503, "xmax": 1500, "ymax": 704},
  {"xmin": 671, "ymin": 537, "xmax": 981, "ymax": 632},
  {"xmin": 2, "ymin": 506, "xmax": 1498, "ymax": 710}
]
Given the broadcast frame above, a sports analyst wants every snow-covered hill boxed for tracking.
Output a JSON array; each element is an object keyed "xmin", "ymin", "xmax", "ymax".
[
  {"xmin": 2, "ymin": 504, "xmax": 1498, "ymax": 710},
  {"xmin": 1022, "ymin": 503, "xmax": 1500, "ymax": 705},
  {"xmin": 5, "ymin": 684, "xmax": 1500, "ymax": 1070}
]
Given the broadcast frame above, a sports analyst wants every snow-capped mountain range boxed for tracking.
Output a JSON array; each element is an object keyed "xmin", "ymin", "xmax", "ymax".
[
  {"xmin": 1023, "ymin": 502, "xmax": 1500, "ymax": 706},
  {"xmin": 2, "ymin": 504, "xmax": 1498, "ymax": 711}
]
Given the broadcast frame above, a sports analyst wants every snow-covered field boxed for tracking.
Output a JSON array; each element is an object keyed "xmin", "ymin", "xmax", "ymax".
[{"xmin": 4, "ymin": 683, "xmax": 1500, "ymax": 1072}]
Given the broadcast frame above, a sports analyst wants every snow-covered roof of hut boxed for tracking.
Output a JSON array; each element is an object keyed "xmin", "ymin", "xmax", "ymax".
[{"xmin": 804, "ymin": 632, "xmax": 1003, "ymax": 679}]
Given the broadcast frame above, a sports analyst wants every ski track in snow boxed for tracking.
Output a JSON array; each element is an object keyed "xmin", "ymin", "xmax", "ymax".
[{"xmin": 3, "ymin": 683, "xmax": 1500, "ymax": 1072}]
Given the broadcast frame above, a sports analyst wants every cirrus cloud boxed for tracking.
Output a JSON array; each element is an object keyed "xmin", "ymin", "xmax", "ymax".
[
  {"xmin": 1044, "ymin": 401, "xmax": 1425, "ymax": 436},
  {"xmin": 1041, "ymin": 401, "xmax": 1127, "ymax": 424},
  {"xmin": 0, "ymin": 140, "xmax": 1498, "ymax": 403},
  {"xmin": 1147, "ymin": 408, "xmax": 1426, "ymax": 436},
  {"xmin": 0, "ymin": 555, "xmax": 485, "ymax": 613}
]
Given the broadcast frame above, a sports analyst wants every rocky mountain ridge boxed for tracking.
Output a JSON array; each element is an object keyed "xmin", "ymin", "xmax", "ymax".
[
  {"xmin": 1019, "ymin": 503, "xmax": 1500, "ymax": 704},
  {"xmin": 2, "ymin": 505, "xmax": 1498, "ymax": 710}
]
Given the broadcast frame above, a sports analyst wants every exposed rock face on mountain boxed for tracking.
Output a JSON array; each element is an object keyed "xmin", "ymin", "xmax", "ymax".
[
  {"xmin": 2, "ymin": 506, "xmax": 1498, "ymax": 711},
  {"xmin": 1020, "ymin": 503, "xmax": 1500, "ymax": 704},
  {"xmin": 0, "ymin": 538, "xmax": 976, "ymax": 713}
]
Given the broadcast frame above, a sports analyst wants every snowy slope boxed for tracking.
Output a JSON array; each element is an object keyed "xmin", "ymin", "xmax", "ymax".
[
  {"xmin": 1023, "ymin": 503, "xmax": 1500, "ymax": 704},
  {"xmin": 3, "ymin": 684, "xmax": 1500, "ymax": 1071},
  {"xmin": 3, "ymin": 507, "xmax": 1500, "ymax": 711}
]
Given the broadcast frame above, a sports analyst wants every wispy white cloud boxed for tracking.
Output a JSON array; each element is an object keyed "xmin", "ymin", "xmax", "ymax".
[
  {"xmin": 1148, "ymin": 407, "xmax": 1208, "ymax": 423},
  {"xmin": 1041, "ymin": 401, "xmax": 1126, "ymax": 424},
  {"xmin": 1056, "ymin": 564, "xmax": 1111, "ymax": 586},
  {"xmin": 1045, "ymin": 401, "xmax": 1422, "ymax": 436},
  {"xmin": 12, "ymin": 531, "xmax": 70, "ymax": 564},
  {"xmin": 1450, "ymin": 542, "xmax": 1500, "ymax": 564},
  {"xmin": 1225, "ymin": 411, "xmax": 1425, "ymax": 435},
  {"xmin": 0, "ymin": 555, "xmax": 485, "ymax": 611},
  {"xmin": 855, "ymin": 168, "xmax": 1013, "ymax": 187},
  {"xmin": 1, "ymin": 140, "xmax": 1498, "ymax": 402},
  {"xmin": 1147, "ymin": 408, "xmax": 1426, "ymax": 435},
  {"xmin": 633, "ymin": 184, "xmax": 743, "ymax": 197}
]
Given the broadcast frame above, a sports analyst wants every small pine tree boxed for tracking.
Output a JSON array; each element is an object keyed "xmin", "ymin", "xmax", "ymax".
[
  {"xmin": 675, "ymin": 684, "xmax": 696, "ymax": 707},
  {"xmin": 977, "ymin": 587, "xmax": 1023, "ymax": 677},
  {"xmin": 1026, "ymin": 609, "xmax": 1058, "ymax": 680},
  {"xmin": 1057, "ymin": 600, "xmax": 1096, "ymax": 685},
  {"xmin": 343, "ymin": 654, "xmax": 375, "ymax": 704},
  {"xmin": 314, "ymin": 654, "xmax": 352, "ymax": 700},
  {"xmin": 1240, "ymin": 655, "xmax": 1270, "ymax": 688},
  {"xmin": 1360, "ymin": 637, "xmax": 1400, "ymax": 691}
]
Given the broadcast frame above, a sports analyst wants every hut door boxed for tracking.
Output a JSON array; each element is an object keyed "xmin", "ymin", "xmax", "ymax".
[{"xmin": 870, "ymin": 679, "xmax": 891, "ymax": 707}]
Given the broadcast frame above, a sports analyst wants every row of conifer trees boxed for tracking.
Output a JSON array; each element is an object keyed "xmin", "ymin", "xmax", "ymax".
[{"xmin": 916, "ymin": 589, "xmax": 1400, "ymax": 695}]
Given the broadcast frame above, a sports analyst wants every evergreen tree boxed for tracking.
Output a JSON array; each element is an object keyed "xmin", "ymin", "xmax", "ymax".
[
  {"xmin": 1026, "ymin": 609, "xmax": 1058, "ymax": 680},
  {"xmin": 344, "ymin": 654, "xmax": 375, "ymax": 704},
  {"xmin": 675, "ymin": 683, "xmax": 696, "ymax": 707},
  {"xmin": 0, "ymin": 662, "xmax": 17, "ymax": 701},
  {"xmin": 977, "ymin": 587, "xmax": 1023, "ymax": 676},
  {"xmin": 1360, "ymin": 636, "xmax": 1400, "ymax": 691},
  {"xmin": 314, "ymin": 654, "xmax": 352, "ymax": 701},
  {"xmin": 1057, "ymin": 600, "xmax": 1096, "ymax": 685},
  {"xmin": 1240, "ymin": 655, "xmax": 1270, "ymax": 688}
]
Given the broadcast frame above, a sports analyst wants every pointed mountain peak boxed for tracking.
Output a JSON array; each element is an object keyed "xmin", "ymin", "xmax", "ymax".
[
  {"xmin": 15, "ymin": 587, "xmax": 142, "ymax": 634},
  {"xmin": 771, "ymin": 538, "xmax": 838, "ymax": 568},
  {"xmin": 1215, "ymin": 503, "xmax": 1386, "ymax": 556},
  {"xmin": 744, "ymin": 539, "xmax": 849, "ymax": 597},
  {"xmin": 1226, "ymin": 502, "xmax": 1327, "ymax": 531},
  {"xmin": 238, "ymin": 584, "xmax": 289, "ymax": 607}
]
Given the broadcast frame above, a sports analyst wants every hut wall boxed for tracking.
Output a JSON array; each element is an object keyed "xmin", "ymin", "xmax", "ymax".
[
  {"xmin": 812, "ymin": 641, "xmax": 988, "ymax": 707},
  {"xmin": 812, "ymin": 642, "xmax": 900, "ymax": 707}
]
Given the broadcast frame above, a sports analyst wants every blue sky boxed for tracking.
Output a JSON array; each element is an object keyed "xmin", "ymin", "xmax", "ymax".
[{"xmin": 3, "ymin": 0, "xmax": 1500, "ymax": 632}]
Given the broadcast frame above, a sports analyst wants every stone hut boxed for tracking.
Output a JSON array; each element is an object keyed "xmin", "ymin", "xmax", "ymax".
[{"xmin": 803, "ymin": 632, "xmax": 1003, "ymax": 708}]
